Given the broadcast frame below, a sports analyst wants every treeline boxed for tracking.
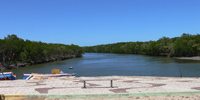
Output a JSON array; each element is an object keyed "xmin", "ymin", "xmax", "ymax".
[
  {"xmin": 83, "ymin": 33, "xmax": 200, "ymax": 57},
  {"xmin": 0, "ymin": 34, "xmax": 83, "ymax": 70}
]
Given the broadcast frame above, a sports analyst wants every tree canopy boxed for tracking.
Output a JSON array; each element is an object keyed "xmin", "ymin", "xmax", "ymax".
[
  {"xmin": 83, "ymin": 33, "xmax": 200, "ymax": 57},
  {"xmin": 0, "ymin": 34, "xmax": 83, "ymax": 69}
]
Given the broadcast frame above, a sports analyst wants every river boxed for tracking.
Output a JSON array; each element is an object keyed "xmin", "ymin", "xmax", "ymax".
[{"xmin": 8, "ymin": 53, "xmax": 200, "ymax": 79}]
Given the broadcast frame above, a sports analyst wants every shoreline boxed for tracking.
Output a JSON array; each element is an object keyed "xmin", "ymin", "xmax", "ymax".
[
  {"xmin": 86, "ymin": 52, "xmax": 200, "ymax": 61},
  {"xmin": 174, "ymin": 56, "xmax": 200, "ymax": 61},
  {"xmin": 1, "ymin": 54, "xmax": 82, "ymax": 71}
]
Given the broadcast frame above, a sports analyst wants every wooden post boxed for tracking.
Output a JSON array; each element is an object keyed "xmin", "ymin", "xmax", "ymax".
[
  {"xmin": 111, "ymin": 80, "xmax": 113, "ymax": 88},
  {"xmin": 84, "ymin": 81, "xmax": 86, "ymax": 88}
]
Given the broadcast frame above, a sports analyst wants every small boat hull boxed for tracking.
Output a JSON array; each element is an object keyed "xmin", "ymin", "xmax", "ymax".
[
  {"xmin": 23, "ymin": 73, "xmax": 76, "ymax": 80},
  {"xmin": 0, "ymin": 72, "xmax": 16, "ymax": 80}
]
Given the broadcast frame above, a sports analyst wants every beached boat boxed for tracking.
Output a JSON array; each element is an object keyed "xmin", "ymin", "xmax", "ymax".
[
  {"xmin": 23, "ymin": 69, "xmax": 76, "ymax": 80},
  {"xmin": 0, "ymin": 72, "xmax": 16, "ymax": 80}
]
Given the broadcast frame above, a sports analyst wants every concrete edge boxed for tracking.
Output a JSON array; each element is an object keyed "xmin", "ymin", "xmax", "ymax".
[
  {"xmin": 26, "ymin": 91, "xmax": 200, "ymax": 99},
  {"xmin": 0, "ymin": 94, "xmax": 25, "ymax": 99},
  {"xmin": 1, "ymin": 91, "xmax": 200, "ymax": 99}
]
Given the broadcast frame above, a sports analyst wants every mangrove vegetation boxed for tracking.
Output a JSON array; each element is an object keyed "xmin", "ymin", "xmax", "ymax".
[
  {"xmin": 83, "ymin": 33, "xmax": 200, "ymax": 57},
  {"xmin": 0, "ymin": 34, "xmax": 83, "ymax": 70}
]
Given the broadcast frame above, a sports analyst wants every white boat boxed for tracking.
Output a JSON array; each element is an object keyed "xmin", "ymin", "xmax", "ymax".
[
  {"xmin": 23, "ymin": 69, "xmax": 76, "ymax": 80},
  {"xmin": 23, "ymin": 73, "xmax": 76, "ymax": 80}
]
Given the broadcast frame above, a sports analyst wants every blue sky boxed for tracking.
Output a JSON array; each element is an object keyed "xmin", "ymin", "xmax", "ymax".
[{"xmin": 0, "ymin": 0, "xmax": 199, "ymax": 46}]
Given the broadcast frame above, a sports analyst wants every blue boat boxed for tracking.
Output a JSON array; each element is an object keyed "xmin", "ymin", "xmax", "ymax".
[{"xmin": 0, "ymin": 72, "xmax": 16, "ymax": 80}]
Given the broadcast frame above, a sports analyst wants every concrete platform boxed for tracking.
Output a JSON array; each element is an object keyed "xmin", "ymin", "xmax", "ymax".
[{"xmin": 0, "ymin": 76, "xmax": 200, "ymax": 99}]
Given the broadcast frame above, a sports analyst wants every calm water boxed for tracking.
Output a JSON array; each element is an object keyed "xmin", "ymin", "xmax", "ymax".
[{"xmin": 8, "ymin": 53, "xmax": 200, "ymax": 79}]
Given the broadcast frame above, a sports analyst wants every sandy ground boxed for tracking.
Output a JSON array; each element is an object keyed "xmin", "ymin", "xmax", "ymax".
[
  {"xmin": 1, "ymin": 76, "xmax": 200, "ymax": 99},
  {"xmin": 175, "ymin": 56, "xmax": 200, "ymax": 61}
]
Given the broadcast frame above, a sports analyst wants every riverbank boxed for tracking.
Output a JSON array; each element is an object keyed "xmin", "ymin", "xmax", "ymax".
[
  {"xmin": 1, "ymin": 54, "xmax": 82, "ymax": 71},
  {"xmin": 174, "ymin": 56, "xmax": 200, "ymax": 61},
  {"xmin": 0, "ymin": 76, "xmax": 200, "ymax": 99}
]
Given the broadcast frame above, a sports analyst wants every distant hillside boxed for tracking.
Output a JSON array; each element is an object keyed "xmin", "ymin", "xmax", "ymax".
[
  {"xmin": 83, "ymin": 33, "xmax": 200, "ymax": 57},
  {"xmin": 0, "ymin": 34, "xmax": 83, "ymax": 70}
]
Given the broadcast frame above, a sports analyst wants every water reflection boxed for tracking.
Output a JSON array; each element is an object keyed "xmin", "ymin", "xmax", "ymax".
[{"xmin": 7, "ymin": 53, "xmax": 200, "ymax": 79}]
